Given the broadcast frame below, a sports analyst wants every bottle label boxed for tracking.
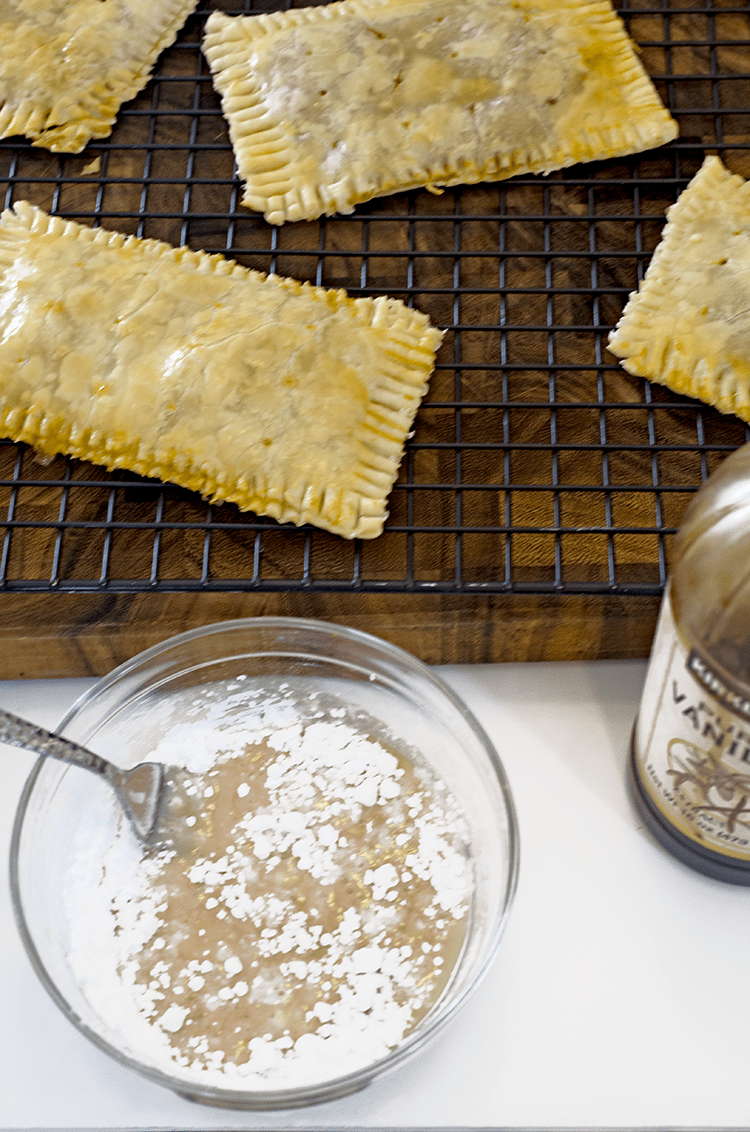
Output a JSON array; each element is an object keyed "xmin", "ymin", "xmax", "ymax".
[{"xmin": 635, "ymin": 583, "xmax": 750, "ymax": 861}]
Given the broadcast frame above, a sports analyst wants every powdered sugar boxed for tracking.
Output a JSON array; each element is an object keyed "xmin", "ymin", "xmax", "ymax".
[{"xmin": 63, "ymin": 681, "xmax": 472, "ymax": 1091}]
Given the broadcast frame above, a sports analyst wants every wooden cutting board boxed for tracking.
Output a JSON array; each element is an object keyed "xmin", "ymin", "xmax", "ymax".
[
  {"xmin": 0, "ymin": 590, "xmax": 660, "ymax": 678},
  {"xmin": 0, "ymin": 1, "xmax": 744, "ymax": 676}
]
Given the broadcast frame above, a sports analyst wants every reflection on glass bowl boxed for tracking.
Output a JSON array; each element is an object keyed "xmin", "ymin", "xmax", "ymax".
[{"xmin": 11, "ymin": 617, "xmax": 518, "ymax": 1110}]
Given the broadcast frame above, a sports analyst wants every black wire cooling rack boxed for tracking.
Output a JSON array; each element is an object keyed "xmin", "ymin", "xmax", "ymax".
[{"xmin": 0, "ymin": 0, "xmax": 749, "ymax": 597}]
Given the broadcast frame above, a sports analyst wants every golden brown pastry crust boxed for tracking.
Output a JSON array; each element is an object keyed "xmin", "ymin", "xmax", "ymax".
[
  {"xmin": 608, "ymin": 156, "xmax": 750, "ymax": 423},
  {"xmin": 0, "ymin": 0, "xmax": 198, "ymax": 153},
  {"xmin": 202, "ymin": 0, "xmax": 678, "ymax": 225},
  {"xmin": 0, "ymin": 202, "xmax": 442, "ymax": 538}
]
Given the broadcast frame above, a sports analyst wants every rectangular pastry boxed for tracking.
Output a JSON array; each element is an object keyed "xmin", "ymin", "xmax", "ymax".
[
  {"xmin": 0, "ymin": 202, "xmax": 442, "ymax": 538},
  {"xmin": 0, "ymin": 0, "xmax": 199, "ymax": 153},
  {"xmin": 202, "ymin": 0, "xmax": 678, "ymax": 225},
  {"xmin": 608, "ymin": 156, "xmax": 750, "ymax": 423}
]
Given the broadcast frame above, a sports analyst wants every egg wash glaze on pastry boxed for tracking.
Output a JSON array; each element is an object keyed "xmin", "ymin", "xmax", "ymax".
[
  {"xmin": 0, "ymin": 202, "xmax": 443, "ymax": 539},
  {"xmin": 202, "ymin": 0, "xmax": 678, "ymax": 224},
  {"xmin": 609, "ymin": 156, "xmax": 750, "ymax": 424},
  {"xmin": 0, "ymin": 0, "xmax": 199, "ymax": 152}
]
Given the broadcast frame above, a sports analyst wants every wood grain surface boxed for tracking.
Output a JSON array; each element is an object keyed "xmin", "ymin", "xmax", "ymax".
[
  {"xmin": 0, "ymin": 1, "xmax": 747, "ymax": 675},
  {"xmin": 0, "ymin": 591, "xmax": 661, "ymax": 678}
]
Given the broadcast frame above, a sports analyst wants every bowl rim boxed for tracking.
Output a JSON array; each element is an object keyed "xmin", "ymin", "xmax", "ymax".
[{"xmin": 9, "ymin": 615, "xmax": 519, "ymax": 1109}]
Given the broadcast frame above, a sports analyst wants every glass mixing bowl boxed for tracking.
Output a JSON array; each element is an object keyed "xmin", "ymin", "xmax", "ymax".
[{"xmin": 10, "ymin": 617, "xmax": 518, "ymax": 1110}]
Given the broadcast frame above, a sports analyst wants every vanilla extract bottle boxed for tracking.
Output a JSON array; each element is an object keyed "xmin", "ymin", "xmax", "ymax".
[{"xmin": 632, "ymin": 441, "xmax": 750, "ymax": 883}]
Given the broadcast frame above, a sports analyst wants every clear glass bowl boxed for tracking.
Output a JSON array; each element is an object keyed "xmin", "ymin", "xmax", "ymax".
[{"xmin": 10, "ymin": 617, "xmax": 518, "ymax": 1110}]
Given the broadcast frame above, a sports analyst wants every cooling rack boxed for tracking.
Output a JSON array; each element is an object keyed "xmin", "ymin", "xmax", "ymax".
[{"xmin": 0, "ymin": 0, "xmax": 749, "ymax": 671}]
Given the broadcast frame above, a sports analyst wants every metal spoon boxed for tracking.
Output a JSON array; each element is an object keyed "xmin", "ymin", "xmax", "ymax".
[{"xmin": 0, "ymin": 707, "xmax": 167, "ymax": 844}]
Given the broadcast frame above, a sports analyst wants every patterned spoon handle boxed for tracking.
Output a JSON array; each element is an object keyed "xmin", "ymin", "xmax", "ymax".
[
  {"xmin": 0, "ymin": 707, "xmax": 164, "ymax": 842},
  {"xmin": 0, "ymin": 707, "xmax": 112, "ymax": 778}
]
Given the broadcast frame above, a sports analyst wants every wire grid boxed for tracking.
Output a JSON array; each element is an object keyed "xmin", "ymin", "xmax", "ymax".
[{"xmin": 0, "ymin": 0, "xmax": 749, "ymax": 596}]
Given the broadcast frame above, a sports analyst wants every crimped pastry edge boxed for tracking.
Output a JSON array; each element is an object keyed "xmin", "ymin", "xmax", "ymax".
[
  {"xmin": 0, "ymin": 201, "xmax": 443, "ymax": 538},
  {"xmin": 0, "ymin": 0, "xmax": 199, "ymax": 153},
  {"xmin": 202, "ymin": 0, "xmax": 678, "ymax": 225},
  {"xmin": 608, "ymin": 155, "xmax": 750, "ymax": 423}
]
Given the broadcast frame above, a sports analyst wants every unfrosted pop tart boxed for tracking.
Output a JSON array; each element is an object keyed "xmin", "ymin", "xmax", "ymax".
[
  {"xmin": 201, "ymin": 0, "xmax": 678, "ymax": 225},
  {"xmin": 608, "ymin": 156, "xmax": 750, "ymax": 423},
  {"xmin": 0, "ymin": 202, "xmax": 442, "ymax": 538},
  {"xmin": 0, "ymin": 0, "xmax": 199, "ymax": 153}
]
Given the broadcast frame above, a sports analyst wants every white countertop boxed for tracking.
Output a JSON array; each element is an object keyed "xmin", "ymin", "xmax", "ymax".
[{"xmin": 3, "ymin": 658, "xmax": 749, "ymax": 1130}]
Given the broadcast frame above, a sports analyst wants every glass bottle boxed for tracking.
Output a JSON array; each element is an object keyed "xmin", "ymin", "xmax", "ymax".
[{"xmin": 632, "ymin": 441, "xmax": 750, "ymax": 883}]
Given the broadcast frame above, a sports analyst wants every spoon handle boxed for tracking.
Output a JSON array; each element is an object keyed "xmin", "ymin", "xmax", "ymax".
[{"xmin": 0, "ymin": 708, "xmax": 115, "ymax": 781}]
